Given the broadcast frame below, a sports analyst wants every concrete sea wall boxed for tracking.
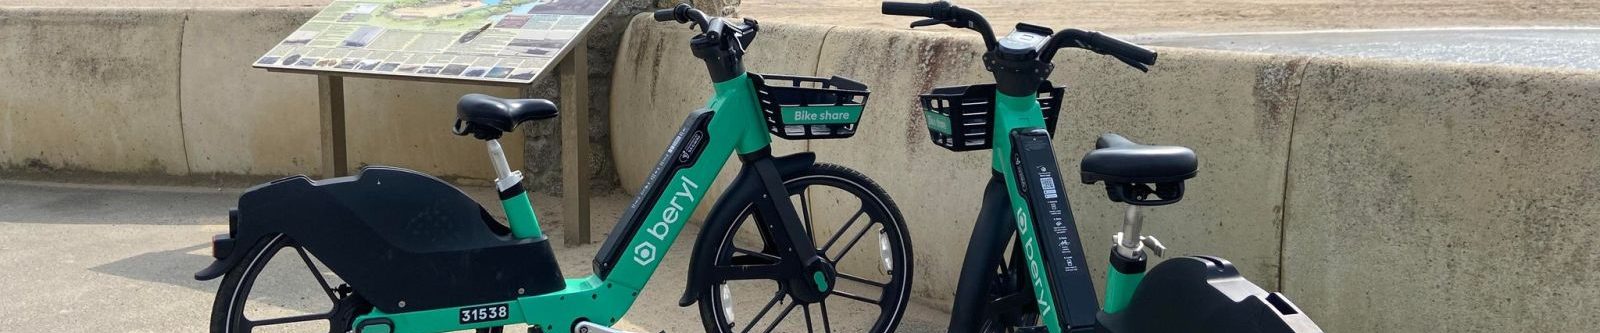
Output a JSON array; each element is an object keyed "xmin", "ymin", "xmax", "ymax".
[{"xmin": 0, "ymin": 5, "xmax": 657, "ymax": 190}]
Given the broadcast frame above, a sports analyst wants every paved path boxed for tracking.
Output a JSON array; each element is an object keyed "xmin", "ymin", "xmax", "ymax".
[
  {"xmin": 1140, "ymin": 27, "xmax": 1600, "ymax": 70},
  {"xmin": 0, "ymin": 180, "xmax": 947, "ymax": 332}
]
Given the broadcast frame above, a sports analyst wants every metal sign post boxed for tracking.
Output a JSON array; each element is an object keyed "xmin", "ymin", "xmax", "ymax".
[{"xmin": 260, "ymin": 0, "xmax": 616, "ymax": 245}]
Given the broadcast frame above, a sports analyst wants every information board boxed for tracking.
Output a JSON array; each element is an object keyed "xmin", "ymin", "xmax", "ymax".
[{"xmin": 254, "ymin": 0, "xmax": 614, "ymax": 84}]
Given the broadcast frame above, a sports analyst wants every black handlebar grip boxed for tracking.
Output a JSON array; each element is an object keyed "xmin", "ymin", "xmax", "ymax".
[
  {"xmin": 882, "ymin": 1, "xmax": 935, "ymax": 17},
  {"xmin": 1085, "ymin": 32, "xmax": 1157, "ymax": 65},
  {"xmin": 653, "ymin": 8, "xmax": 677, "ymax": 22}
]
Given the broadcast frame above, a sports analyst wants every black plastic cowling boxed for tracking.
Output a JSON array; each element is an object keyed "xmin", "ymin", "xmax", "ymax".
[{"xmin": 1097, "ymin": 256, "xmax": 1324, "ymax": 333}]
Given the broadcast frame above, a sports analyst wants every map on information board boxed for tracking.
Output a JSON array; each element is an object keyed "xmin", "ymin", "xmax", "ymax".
[{"xmin": 254, "ymin": 0, "xmax": 614, "ymax": 84}]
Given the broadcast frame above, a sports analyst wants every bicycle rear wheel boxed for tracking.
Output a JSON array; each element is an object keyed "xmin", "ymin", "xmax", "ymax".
[
  {"xmin": 697, "ymin": 163, "xmax": 913, "ymax": 333},
  {"xmin": 207, "ymin": 235, "xmax": 367, "ymax": 333},
  {"xmin": 208, "ymin": 235, "xmax": 508, "ymax": 333}
]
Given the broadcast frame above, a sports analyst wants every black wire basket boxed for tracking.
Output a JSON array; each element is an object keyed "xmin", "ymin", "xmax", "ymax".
[
  {"xmin": 752, "ymin": 73, "xmax": 871, "ymax": 140},
  {"xmin": 919, "ymin": 81, "xmax": 1065, "ymax": 151}
]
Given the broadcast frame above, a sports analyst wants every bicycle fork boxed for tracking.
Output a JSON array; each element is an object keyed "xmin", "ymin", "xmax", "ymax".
[{"xmin": 949, "ymin": 174, "xmax": 1020, "ymax": 332}]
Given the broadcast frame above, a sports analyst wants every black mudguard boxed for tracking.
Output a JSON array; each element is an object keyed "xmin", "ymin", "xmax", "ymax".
[
  {"xmin": 194, "ymin": 166, "xmax": 565, "ymax": 314},
  {"xmin": 676, "ymin": 152, "xmax": 816, "ymax": 306},
  {"xmin": 1097, "ymin": 256, "xmax": 1324, "ymax": 333}
]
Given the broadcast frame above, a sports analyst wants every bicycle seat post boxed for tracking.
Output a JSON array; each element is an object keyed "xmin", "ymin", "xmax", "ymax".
[
  {"xmin": 1115, "ymin": 204, "xmax": 1166, "ymax": 258},
  {"xmin": 485, "ymin": 139, "xmax": 521, "ymax": 189},
  {"xmin": 1114, "ymin": 205, "xmax": 1152, "ymax": 258}
]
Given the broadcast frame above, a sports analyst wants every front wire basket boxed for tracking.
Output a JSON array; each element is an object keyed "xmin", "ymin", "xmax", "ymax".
[
  {"xmin": 752, "ymin": 73, "xmax": 871, "ymax": 140},
  {"xmin": 919, "ymin": 82, "xmax": 1065, "ymax": 151}
]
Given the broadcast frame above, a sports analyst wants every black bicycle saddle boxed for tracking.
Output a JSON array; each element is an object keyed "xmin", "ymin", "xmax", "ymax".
[
  {"xmin": 1080, "ymin": 133, "xmax": 1198, "ymax": 184},
  {"xmin": 454, "ymin": 94, "xmax": 558, "ymax": 140}
]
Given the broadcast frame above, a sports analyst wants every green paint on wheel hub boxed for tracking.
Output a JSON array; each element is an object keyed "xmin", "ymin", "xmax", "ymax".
[{"xmin": 813, "ymin": 271, "xmax": 829, "ymax": 292}]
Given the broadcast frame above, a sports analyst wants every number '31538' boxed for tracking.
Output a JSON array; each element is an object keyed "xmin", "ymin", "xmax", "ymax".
[{"xmin": 459, "ymin": 304, "xmax": 509, "ymax": 324}]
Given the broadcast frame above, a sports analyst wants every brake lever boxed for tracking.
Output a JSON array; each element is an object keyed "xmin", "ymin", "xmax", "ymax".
[
  {"xmin": 1083, "ymin": 46, "xmax": 1150, "ymax": 72},
  {"xmin": 1113, "ymin": 55, "xmax": 1150, "ymax": 72},
  {"xmin": 909, "ymin": 18, "xmax": 944, "ymax": 28}
]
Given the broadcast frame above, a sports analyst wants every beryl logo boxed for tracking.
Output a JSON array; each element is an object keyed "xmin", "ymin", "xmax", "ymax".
[
  {"xmin": 633, "ymin": 175, "xmax": 702, "ymax": 266},
  {"xmin": 1016, "ymin": 207, "xmax": 1053, "ymax": 317},
  {"xmin": 786, "ymin": 106, "xmax": 859, "ymax": 125}
]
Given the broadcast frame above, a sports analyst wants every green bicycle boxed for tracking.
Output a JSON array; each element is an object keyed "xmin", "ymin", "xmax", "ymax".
[
  {"xmin": 883, "ymin": 1, "xmax": 1322, "ymax": 332},
  {"xmin": 195, "ymin": 4, "xmax": 913, "ymax": 333}
]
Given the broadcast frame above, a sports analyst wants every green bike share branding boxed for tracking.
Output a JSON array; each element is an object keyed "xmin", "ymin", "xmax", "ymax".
[
  {"xmin": 628, "ymin": 125, "xmax": 711, "ymax": 266},
  {"xmin": 782, "ymin": 105, "xmax": 863, "ymax": 125},
  {"xmin": 924, "ymin": 110, "xmax": 953, "ymax": 135},
  {"xmin": 632, "ymin": 175, "xmax": 701, "ymax": 266}
]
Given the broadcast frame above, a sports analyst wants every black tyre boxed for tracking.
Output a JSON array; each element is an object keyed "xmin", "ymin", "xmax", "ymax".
[
  {"xmin": 209, "ymin": 236, "xmax": 505, "ymax": 333},
  {"xmin": 208, "ymin": 235, "xmax": 369, "ymax": 333},
  {"xmin": 697, "ymin": 163, "xmax": 913, "ymax": 333}
]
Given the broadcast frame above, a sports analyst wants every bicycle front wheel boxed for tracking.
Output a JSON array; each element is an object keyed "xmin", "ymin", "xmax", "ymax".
[{"xmin": 697, "ymin": 163, "xmax": 914, "ymax": 333}]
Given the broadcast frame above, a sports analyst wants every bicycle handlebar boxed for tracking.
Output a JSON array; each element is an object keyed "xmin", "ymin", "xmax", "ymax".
[
  {"xmin": 654, "ymin": 4, "xmax": 712, "ymax": 33},
  {"xmin": 881, "ymin": 1, "xmax": 998, "ymax": 50},
  {"xmin": 881, "ymin": 1, "xmax": 944, "ymax": 18},
  {"xmin": 1045, "ymin": 29, "xmax": 1158, "ymax": 71}
]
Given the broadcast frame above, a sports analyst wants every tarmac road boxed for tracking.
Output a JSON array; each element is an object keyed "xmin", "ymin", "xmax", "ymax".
[
  {"xmin": 1140, "ymin": 27, "xmax": 1600, "ymax": 70},
  {"xmin": 0, "ymin": 180, "xmax": 948, "ymax": 332}
]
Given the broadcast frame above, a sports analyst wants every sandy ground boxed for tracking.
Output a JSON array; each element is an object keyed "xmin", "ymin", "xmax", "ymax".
[{"xmin": 2, "ymin": 0, "xmax": 1597, "ymax": 34}]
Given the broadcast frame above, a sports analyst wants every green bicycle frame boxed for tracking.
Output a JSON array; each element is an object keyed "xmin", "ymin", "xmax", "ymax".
[
  {"xmin": 350, "ymin": 73, "xmax": 770, "ymax": 333},
  {"xmin": 990, "ymin": 90, "xmax": 1142, "ymax": 332},
  {"xmin": 990, "ymin": 91, "xmax": 1071, "ymax": 332}
]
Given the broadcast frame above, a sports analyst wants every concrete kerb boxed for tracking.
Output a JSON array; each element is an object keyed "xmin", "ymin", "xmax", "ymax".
[
  {"xmin": 1281, "ymin": 57, "xmax": 1600, "ymax": 332},
  {"xmin": 0, "ymin": 8, "xmax": 189, "ymax": 174}
]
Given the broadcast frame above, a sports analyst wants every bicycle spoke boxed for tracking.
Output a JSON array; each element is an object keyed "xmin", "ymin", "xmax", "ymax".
[
  {"xmin": 820, "ymin": 209, "xmax": 866, "ymax": 252},
  {"xmin": 742, "ymin": 291, "xmax": 787, "ymax": 333},
  {"xmin": 799, "ymin": 190, "xmax": 815, "ymax": 244},
  {"xmin": 803, "ymin": 304, "xmax": 815, "ymax": 333},
  {"xmin": 829, "ymin": 289, "xmax": 880, "ymax": 305},
  {"xmin": 247, "ymin": 312, "xmax": 330, "ymax": 328},
  {"xmin": 293, "ymin": 246, "xmax": 338, "ymax": 302},
  {"xmin": 819, "ymin": 300, "xmax": 833, "ymax": 333},
  {"xmin": 836, "ymin": 272, "xmax": 886, "ymax": 288},
  {"xmin": 734, "ymin": 247, "xmax": 782, "ymax": 262},
  {"xmin": 714, "ymin": 263, "xmax": 788, "ymax": 281},
  {"xmin": 761, "ymin": 302, "xmax": 800, "ymax": 333},
  {"xmin": 832, "ymin": 221, "xmax": 876, "ymax": 262}
]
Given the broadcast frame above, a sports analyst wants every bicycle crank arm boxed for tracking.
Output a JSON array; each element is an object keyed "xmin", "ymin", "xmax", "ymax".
[{"xmin": 572, "ymin": 321, "xmax": 661, "ymax": 333}]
